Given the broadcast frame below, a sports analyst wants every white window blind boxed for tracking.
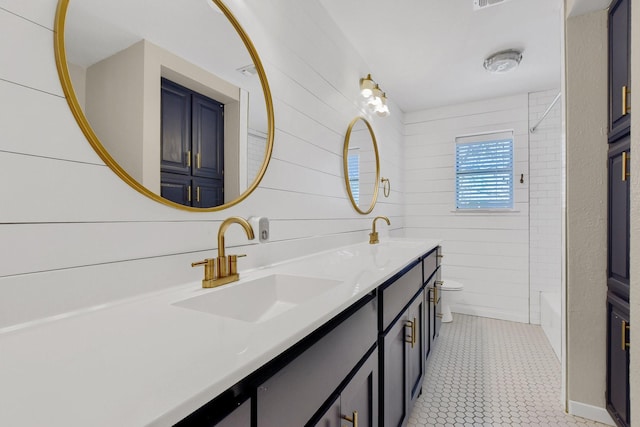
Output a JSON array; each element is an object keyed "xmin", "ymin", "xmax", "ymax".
[
  {"xmin": 455, "ymin": 132, "xmax": 514, "ymax": 210},
  {"xmin": 348, "ymin": 153, "xmax": 360, "ymax": 204}
]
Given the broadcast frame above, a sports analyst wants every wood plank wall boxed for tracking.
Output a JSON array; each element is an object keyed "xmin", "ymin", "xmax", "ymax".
[{"xmin": 0, "ymin": 0, "xmax": 405, "ymax": 328}]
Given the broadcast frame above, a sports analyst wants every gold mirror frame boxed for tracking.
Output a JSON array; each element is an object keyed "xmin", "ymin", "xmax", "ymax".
[
  {"xmin": 343, "ymin": 116, "xmax": 380, "ymax": 215},
  {"xmin": 53, "ymin": 0, "xmax": 274, "ymax": 212}
]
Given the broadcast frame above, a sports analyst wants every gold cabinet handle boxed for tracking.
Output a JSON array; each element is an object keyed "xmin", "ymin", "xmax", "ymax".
[
  {"xmin": 622, "ymin": 85, "xmax": 631, "ymax": 116},
  {"xmin": 412, "ymin": 317, "xmax": 416, "ymax": 346},
  {"xmin": 433, "ymin": 286, "xmax": 438, "ymax": 305},
  {"xmin": 187, "ymin": 185, "xmax": 192, "ymax": 202},
  {"xmin": 197, "ymin": 152, "xmax": 201, "ymax": 169},
  {"xmin": 342, "ymin": 411, "xmax": 358, "ymax": 427},
  {"xmin": 622, "ymin": 320, "xmax": 630, "ymax": 351},
  {"xmin": 405, "ymin": 320, "xmax": 415, "ymax": 348},
  {"xmin": 187, "ymin": 150, "xmax": 191, "ymax": 167},
  {"xmin": 196, "ymin": 186, "xmax": 201, "ymax": 203},
  {"xmin": 622, "ymin": 151, "xmax": 630, "ymax": 182}
]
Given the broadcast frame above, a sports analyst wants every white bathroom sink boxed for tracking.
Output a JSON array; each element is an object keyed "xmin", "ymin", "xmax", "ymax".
[{"xmin": 173, "ymin": 274, "xmax": 342, "ymax": 323}]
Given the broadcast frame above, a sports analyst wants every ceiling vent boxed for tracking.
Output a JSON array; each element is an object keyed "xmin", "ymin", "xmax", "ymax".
[{"xmin": 473, "ymin": 0, "xmax": 512, "ymax": 10}]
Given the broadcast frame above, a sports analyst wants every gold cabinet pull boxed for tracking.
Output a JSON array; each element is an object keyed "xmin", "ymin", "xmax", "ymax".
[
  {"xmin": 342, "ymin": 411, "xmax": 358, "ymax": 427},
  {"xmin": 622, "ymin": 320, "xmax": 630, "ymax": 351},
  {"xmin": 412, "ymin": 317, "xmax": 417, "ymax": 346},
  {"xmin": 187, "ymin": 150, "xmax": 191, "ymax": 167},
  {"xmin": 622, "ymin": 85, "xmax": 631, "ymax": 116},
  {"xmin": 622, "ymin": 151, "xmax": 630, "ymax": 182},
  {"xmin": 405, "ymin": 320, "xmax": 415, "ymax": 348},
  {"xmin": 196, "ymin": 186, "xmax": 201, "ymax": 203},
  {"xmin": 197, "ymin": 152, "xmax": 201, "ymax": 169},
  {"xmin": 433, "ymin": 286, "xmax": 438, "ymax": 305},
  {"xmin": 187, "ymin": 185, "xmax": 192, "ymax": 202}
]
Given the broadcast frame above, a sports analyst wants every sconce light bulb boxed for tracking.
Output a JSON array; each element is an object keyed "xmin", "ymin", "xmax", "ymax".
[{"xmin": 360, "ymin": 74, "xmax": 375, "ymax": 98}]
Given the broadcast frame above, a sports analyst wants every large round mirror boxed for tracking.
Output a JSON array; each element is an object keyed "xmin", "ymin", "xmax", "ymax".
[
  {"xmin": 343, "ymin": 117, "xmax": 380, "ymax": 214},
  {"xmin": 54, "ymin": 0, "xmax": 274, "ymax": 211}
]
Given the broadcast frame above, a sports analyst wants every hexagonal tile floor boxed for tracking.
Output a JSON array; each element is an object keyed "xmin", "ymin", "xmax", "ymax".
[{"xmin": 408, "ymin": 314, "xmax": 611, "ymax": 427}]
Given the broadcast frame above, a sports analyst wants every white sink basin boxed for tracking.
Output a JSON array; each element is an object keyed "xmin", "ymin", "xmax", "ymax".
[{"xmin": 173, "ymin": 274, "xmax": 342, "ymax": 323}]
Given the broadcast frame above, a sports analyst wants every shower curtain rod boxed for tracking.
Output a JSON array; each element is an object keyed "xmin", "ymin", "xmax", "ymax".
[{"xmin": 530, "ymin": 92, "xmax": 561, "ymax": 133}]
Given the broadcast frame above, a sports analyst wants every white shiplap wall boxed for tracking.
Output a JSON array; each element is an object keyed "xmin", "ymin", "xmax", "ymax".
[
  {"xmin": 403, "ymin": 94, "xmax": 530, "ymax": 323},
  {"xmin": 0, "ymin": 0, "xmax": 405, "ymax": 329}
]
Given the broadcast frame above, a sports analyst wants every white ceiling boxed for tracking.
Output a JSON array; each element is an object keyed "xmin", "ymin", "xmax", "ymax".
[{"xmin": 319, "ymin": 0, "xmax": 563, "ymax": 113}]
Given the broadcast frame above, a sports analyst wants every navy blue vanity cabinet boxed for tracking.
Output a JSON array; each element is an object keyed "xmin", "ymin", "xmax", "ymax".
[
  {"xmin": 608, "ymin": 0, "xmax": 631, "ymax": 142},
  {"xmin": 161, "ymin": 78, "xmax": 224, "ymax": 208},
  {"xmin": 378, "ymin": 260, "xmax": 424, "ymax": 427},
  {"xmin": 256, "ymin": 296, "xmax": 377, "ymax": 427}
]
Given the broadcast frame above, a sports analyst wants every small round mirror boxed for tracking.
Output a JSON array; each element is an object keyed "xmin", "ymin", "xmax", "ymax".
[{"xmin": 343, "ymin": 117, "xmax": 380, "ymax": 214}]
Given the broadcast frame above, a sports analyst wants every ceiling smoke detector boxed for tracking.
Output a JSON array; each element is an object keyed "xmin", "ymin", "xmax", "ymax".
[
  {"xmin": 473, "ymin": 0, "xmax": 512, "ymax": 11},
  {"xmin": 483, "ymin": 49, "xmax": 523, "ymax": 73}
]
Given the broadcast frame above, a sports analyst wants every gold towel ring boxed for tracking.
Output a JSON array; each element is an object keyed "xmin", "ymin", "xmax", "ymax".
[{"xmin": 381, "ymin": 177, "xmax": 391, "ymax": 197}]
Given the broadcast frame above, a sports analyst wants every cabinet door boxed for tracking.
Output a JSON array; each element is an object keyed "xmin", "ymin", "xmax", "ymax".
[
  {"xmin": 382, "ymin": 310, "xmax": 409, "ymax": 427},
  {"xmin": 160, "ymin": 172, "xmax": 191, "ymax": 206},
  {"xmin": 434, "ymin": 271, "xmax": 442, "ymax": 339},
  {"xmin": 215, "ymin": 399, "xmax": 251, "ymax": 427},
  {"xmin": 407, "ymin": 292, "xmax": 424, "ymax": 407},
  {"xmin": 607, "ymin": 139, "xmax": 630, "ymax": 298},
  {"xmin": 314, "ymin": 397, "xmax": 341, "ymax": 427},
  {"xmin": 192, "ymin": 93, "xmax": 224, "ymax": 180},
  {"xmin": 161, "ymin": 79, "xmax": 191, "ymax": 175},
  {"xmin": 193, "ymin": 177, "xmax": 224, "ymax": 208},
  {"xmin": 609, "ymin": 0, "xmax": 631, "ymax": 140},
  {"xmin": 606, "ymin": 294, "xmax": 630, "ymax": 427},
  {"xmin": 340, "ymin": 350, "xmax": 378, "ymax": 427}
]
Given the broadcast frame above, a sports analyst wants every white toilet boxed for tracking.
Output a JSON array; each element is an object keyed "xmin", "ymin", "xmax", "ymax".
[{"xmin": 440, "ymin": 279, "xmax": 464, "ymax": 322}]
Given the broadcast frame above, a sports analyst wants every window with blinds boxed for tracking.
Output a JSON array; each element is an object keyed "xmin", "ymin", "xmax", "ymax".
[
  {"xmin": 348, "ymin": 153, "xmax": 360, "ymax": 204},
  {"xmin": 455, "ymin": 132, "xmax": 514, "ymax": 210}
]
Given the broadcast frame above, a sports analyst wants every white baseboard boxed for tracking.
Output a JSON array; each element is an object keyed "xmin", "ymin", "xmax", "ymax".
[{"xmin": 568, "ymin": 401, "xmax": 616, "ymax": 425}]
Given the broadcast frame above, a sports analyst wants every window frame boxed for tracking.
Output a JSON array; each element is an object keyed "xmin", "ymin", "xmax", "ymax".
[{"xmin": 454, "ymin": 131, "xmax": 515, "ymax": 211}]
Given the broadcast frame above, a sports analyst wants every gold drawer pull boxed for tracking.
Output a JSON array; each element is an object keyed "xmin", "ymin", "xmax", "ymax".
[
  {"xmin": 622, "ymin": 85, "xmax": 631, "ymax": 116},
  {"xmin": 622, "ymin": 320, "xmax": 630, "ymax": 351},
  {"xmin": 187, "ymin": 185, "xmax": 192, "ymax": 202},
  {"xmin": 405, "ymin": 320, "xmax": 415, "ymax": 348},
  {"xmin": 342, "ymin": 411, "xmax": 358, "ymax": 427},
  {"xmin": 187, "ymin": 150, "xmax": 191, "ymax": 167},
  {"xmin": 622, "ymin": 151, "xmax": 630, "ymax": 182}
]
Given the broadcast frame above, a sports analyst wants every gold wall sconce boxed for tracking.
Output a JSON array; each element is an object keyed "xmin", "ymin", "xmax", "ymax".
[
  {"xmin": 381, "ymin": 177, "xmax": 391, "ymax": 197},
  {"xmin": 360, "ymin": 74, "xmax": 390, "ymax": 117}
]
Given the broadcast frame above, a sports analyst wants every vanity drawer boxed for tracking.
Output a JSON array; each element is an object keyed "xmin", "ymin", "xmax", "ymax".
[
  {"xmin": 256, "ymin": 296, "xmax": 377, "ymax": 427},
  {"xmin": 423, "ymin": 248, "xmax": 440, "ymax": 283},
  {"xmin": 380, "ymin": 262, "xmax": 422, "ymax": 331}
]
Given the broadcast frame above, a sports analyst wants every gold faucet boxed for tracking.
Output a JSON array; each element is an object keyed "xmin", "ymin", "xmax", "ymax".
[
  {"xmin": 192, "ymin": 216, "xmax": 255, "ymax": 288},
  {"xmin": 369, "ymin": 216, "xmax": 390, "ymax": 244}
]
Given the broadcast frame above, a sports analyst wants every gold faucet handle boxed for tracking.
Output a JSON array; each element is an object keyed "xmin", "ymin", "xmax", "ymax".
[
  {"xmin": 191, "ymin": 258, "xmax": 216, "ymax": 280},
  {"xmin": 228, "ymin": 254, "xmax": 247, "ymax": 275}
]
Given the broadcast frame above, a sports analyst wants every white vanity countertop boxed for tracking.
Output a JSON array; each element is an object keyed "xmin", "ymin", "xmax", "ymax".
[{"xmin": 0, "ymin": 238, "xmax": 439, "ymax": 427}]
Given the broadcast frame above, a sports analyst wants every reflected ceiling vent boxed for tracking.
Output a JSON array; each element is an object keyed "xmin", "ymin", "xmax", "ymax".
[
  {"xmin": 473, "ymin": 0, "xmax": 512, "ymax": 10},
  {"xmin": 237, "ymin": 64, "xmax": 257, "ymax": 77}
]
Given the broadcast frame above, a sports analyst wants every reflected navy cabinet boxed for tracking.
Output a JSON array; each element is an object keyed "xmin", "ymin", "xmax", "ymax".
[{"xmin": 160, "ymin": 78, "xmax": 224, "ymax": 208}]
